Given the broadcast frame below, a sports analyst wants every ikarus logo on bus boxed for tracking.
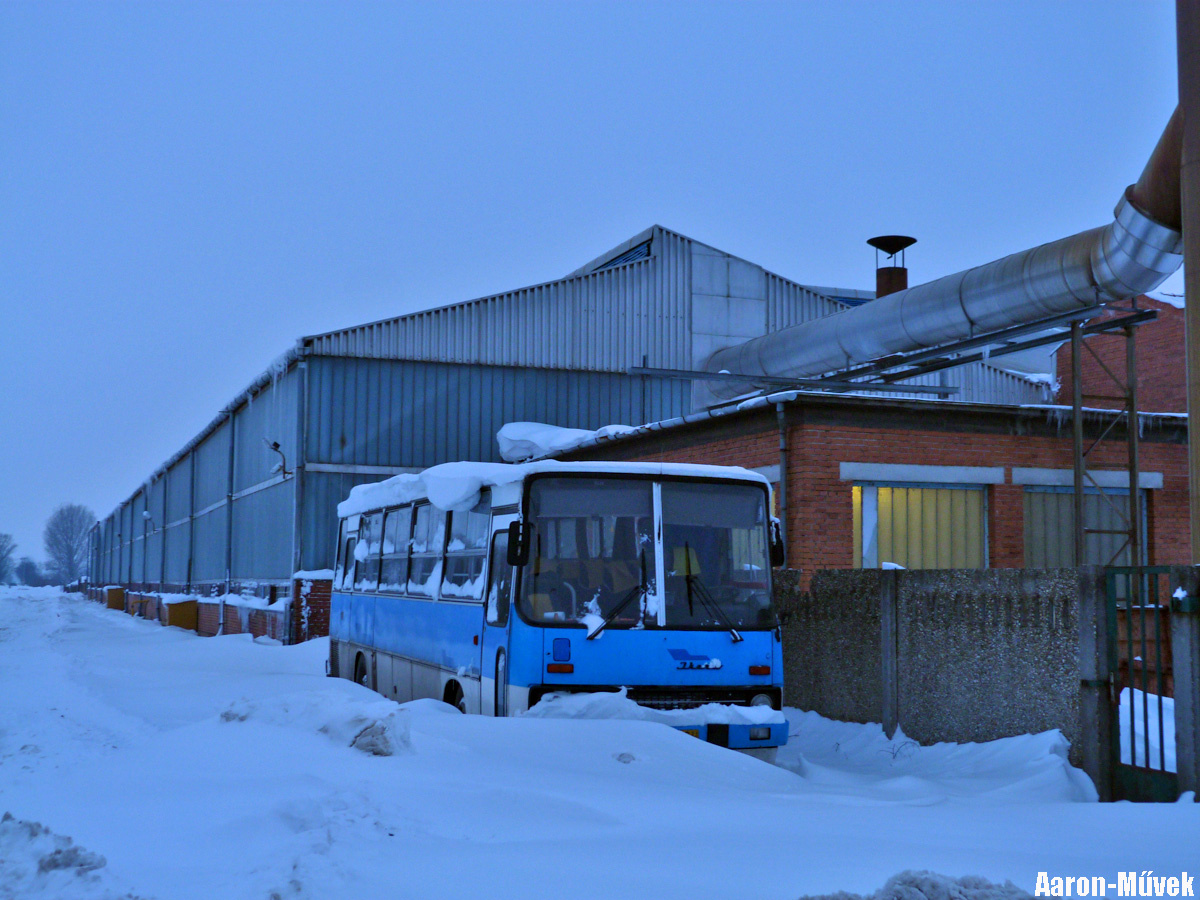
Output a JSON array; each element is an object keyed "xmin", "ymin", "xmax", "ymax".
[{"xmin": 668, "ymin": 649, "xmax": 723, "ymax": 670}]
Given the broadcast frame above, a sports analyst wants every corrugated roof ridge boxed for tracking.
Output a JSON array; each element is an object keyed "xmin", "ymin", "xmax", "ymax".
[
  {"xmin": 305, "ymin": 225, "xmax": 855, "ymax": 347},
  {"xmin": 303, "ymin": 228, "xmax": 665, "ymax": 345}
]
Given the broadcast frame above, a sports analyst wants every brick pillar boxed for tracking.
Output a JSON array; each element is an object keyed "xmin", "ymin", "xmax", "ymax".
[
  {"xmin": 989, "ymin": 483, "xmax": 1025, "ymax": 568},
  {"xmin": 292, "ymin": 578, "xmax": 332, "ymax": 643}
]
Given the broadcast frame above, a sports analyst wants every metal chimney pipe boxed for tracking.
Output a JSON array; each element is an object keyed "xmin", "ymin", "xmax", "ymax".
[{"xmin": 704, "ymin": 110, "xmax": 1185, "ymax": 401}]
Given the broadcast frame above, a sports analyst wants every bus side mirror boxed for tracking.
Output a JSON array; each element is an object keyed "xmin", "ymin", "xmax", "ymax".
[
  {"xmin": 769, "ymin": 519, "xmax": 786, "ymax": 568},
  {"xmin": 507, "ymin": 521, "xmax": 532, "ymax": 567}
]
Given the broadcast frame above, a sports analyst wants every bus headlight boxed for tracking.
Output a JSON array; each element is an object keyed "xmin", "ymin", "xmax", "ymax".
[
  {"xmin": 749, "ymin": 726, "xmax": 771, "ymax": 741},
  {"xmin": 750, "ymin": 693, "xmax": 773, "ymax": 707}
]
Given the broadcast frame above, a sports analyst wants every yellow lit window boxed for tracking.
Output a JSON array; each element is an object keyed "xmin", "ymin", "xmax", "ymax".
[{"xmin": 852, "ymin": 484, "xmax": 986, "ymax": 569}]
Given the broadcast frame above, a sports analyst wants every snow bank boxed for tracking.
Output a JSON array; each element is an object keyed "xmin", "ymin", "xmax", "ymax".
[
  {"xmin": 220, "ymin": 687, "xmax": 412, "ymax": 756},
  {"xmin": 8, "ymin": 587, "xmax": 1198, "ymax": 900},
  {"xmin": 0, "ymin": 813, "xmax": 130, "ymax": 900},
  {"xmin": 798, "ymin": 869, "xmax": 1032, "ymax": 900},
  {"xmin": 778, "ymin": 709, "xmax": 1098, "ymax": 803},
  {"xmin": 292, "ymin": 569, "xmax": 335, "ymax": 580},
  {"xmin": 524, "ymin": 688, "xmax": 785, "ymax": 727},
  {"xmin": 497, "ymin": 421, "xmax": 637, "ymax": 462}
]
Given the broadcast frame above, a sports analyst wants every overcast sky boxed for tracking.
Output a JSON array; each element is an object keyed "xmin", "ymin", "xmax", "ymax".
[{"xmin": 0, "ymin": 1, "xmax": 1181, "ymax": 563}]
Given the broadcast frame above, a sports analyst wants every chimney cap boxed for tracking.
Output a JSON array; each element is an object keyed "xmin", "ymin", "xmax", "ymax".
[{"xmin": 867, "ymin": 235, "xmax": 917, "ymax": 258}]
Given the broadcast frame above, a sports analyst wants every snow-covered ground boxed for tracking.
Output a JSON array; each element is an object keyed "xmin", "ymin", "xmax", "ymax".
[{"xmin": 1, "ymin": 587, "xmax": 1197, "ymax": 900}]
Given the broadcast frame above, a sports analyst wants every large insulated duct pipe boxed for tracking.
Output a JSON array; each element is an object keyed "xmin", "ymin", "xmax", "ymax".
[{"xmin": 705, "ymin": 109, "xmax": 1185, "ymax": 401}]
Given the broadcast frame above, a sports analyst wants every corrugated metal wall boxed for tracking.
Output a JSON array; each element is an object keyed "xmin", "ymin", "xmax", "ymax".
[
  {"xmin": 89, "ymin": 225, "xmax": 1051, "ymax": 588},
  {"xmin": 766, "ymin": 270, "xmax": 848, "ymax": 329},
  {"xmin": 164, "ymin": 456, "xmax": 191, "ymax": 584},
  {"xmin": 298, "ymin": 358, "xmax": 692, "ymax": 570},
  {"xmin": 307, "ymin": 254, "xmax": 690, "ymax": 372},
  {"xmin": 93, "ymin": 370, "xmax": 301, "ymax": 588}
]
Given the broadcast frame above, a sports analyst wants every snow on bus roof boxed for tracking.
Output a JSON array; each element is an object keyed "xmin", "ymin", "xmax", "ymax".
[{"xmin": 336, "ymin": 459, "xmax": 768, "ymax": 518}]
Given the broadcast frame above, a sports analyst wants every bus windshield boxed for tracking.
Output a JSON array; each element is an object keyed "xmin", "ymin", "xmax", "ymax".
[
  {"xmin": 518, "ymin": 476, "xmax": 773, "ymax": 631},
  {"xmin": 660, "ymin": 481, "xmax": 772, "ymax": 629}
]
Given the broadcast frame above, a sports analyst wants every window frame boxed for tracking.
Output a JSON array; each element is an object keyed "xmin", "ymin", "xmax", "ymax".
[
  {"xmin": 1021, "ymin": 484, "xmax": 1149, "ymax": 568},
  {"xmin": 441, "ymin": 492, "xmax": 491, "ymax": 604},
  {"xmin": 408, "ymin": 501, "xmax": 448, "ymax": 598},
  {"xmin": 378, "ymin": 505, "xmax": 414, "ymax": 594},
  {"xmin": 853, "ymin": 480, "xmax": 989, "ymax": 570}
]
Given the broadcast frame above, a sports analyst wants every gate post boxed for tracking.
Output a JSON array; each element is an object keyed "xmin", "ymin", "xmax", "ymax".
[
  {"xmin": 1170, "ymin": 567, "xmax": 1200, "ymax": 799},
  {"xmin": 880, "ymin": 569, "xmax": 900, "ymax": 740},
  {"xmin": 1077, "ymin": 566, "xmax": 1114, "ymax": 801}
]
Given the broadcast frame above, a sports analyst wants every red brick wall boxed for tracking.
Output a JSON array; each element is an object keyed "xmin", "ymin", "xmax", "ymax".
[
  {"xmin": 1056, "ymin": 297, "xmax": 1186, "ymax": 413},
  {"xmin": 196, "ymin": 600, "xmax": 288, "ymax": 641},
  {"xmin": 564, "ymin": 400, "xmax": 1190, "ymax": 578},
  {"xmin": 292, "ymin": 578, "xmax": 332, "ymax": 642}
]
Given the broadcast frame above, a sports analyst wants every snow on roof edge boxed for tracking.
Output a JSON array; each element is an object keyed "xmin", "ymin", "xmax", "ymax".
[{"xmin": 337, "ymin": 459, "xmax": 769, "ymax": 519}]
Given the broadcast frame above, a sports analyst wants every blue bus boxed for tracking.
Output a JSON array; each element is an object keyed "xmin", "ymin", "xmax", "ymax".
[{"xmin": 328, "ymin": 460, "xmax": 787, "ymax": 750}]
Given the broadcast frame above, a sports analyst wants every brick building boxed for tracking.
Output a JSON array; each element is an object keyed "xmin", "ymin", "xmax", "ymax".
[
  {"xmin": 557, "ymin": 296, "xmax": 1189, "ymax": 578},
  {"xmin": 1055, "ymin": 296, "xmax": 1187, "ymax": 413}
]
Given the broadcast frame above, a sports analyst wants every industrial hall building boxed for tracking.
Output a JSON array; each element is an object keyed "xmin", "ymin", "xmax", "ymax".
[{"xmin": 88, "ymin": 214, "xmax": 1187, "ymax": 640}]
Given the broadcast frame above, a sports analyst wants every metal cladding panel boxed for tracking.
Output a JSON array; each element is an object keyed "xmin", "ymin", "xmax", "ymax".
[
  {"xmin": 875, "ymin": 362, "xmax": 1048, "ymax": 406},
  {"xmin": 766, "ymin": 273, "xmax": 849, "ymax": 330},
  {"xmin": 306, "ymin": 357, "xmax": 692, "ymax": 469},
  {"xmin": 233, "ymin": 372, "xmax": 299, "ymax": 493},
  {"xmin": 231, "ymin": 480, "xmax": 296, "ymax": 581},
  {"xmin": 131, "ymin": 532, "xmax": 145, "ymax": 582},
  {"xmin": 301, "ymin": 471, "xmax": 379, "ymax": 572},
  {"xmin": 164, "ymin": 520, "xmax": 190, "ymax": 583},
  {"xmin": 191, "ymin": 505, "xmax": 228, "ymax": 583},
  {"xmin": 121, "ymin": 503, "xmax": 134, "ymax": 580},
  {"xmin": 148, "ymin": 477, "xmax": 165, "ymax": 522},
  {"xmin": 194, "ymin": 420, "xmax": 232, "ymax": 510},
  {"xmin": 166, "ymin": 455, "xmax": 192, "ymax": 522},
  {"xmin": 146, "ymin": 529, "xmax": 163, "ymax": 582},
  {"xmin": 300, "ymin": 360, "xmax": 691, "ymax": 571},
  {"xmin": 307, "ymin": 250, "xmax": 689, "ymax": 372}
]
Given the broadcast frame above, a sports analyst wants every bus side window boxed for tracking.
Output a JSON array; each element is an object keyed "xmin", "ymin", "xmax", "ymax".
[
  {"xmin": 443, "ymin": 495, "xmax": 489, "ymax": 601},
  {"xmin": 338, "ymin": 536, "xmax": 356, "ymax": 591},
  {"xmin": 486, "ymin": 533, "xmax": 512, "ymax": 626},
  {"xmin": 355, "ymin": 513, "xmax": 383, "ymax": 591},
  {"xmin": 380, "ymin": 506, "xmax": 412, "ymax": 592},
  {"xmin": 410, "ymin": 504, "xmax": 447, "ymax": 597}
]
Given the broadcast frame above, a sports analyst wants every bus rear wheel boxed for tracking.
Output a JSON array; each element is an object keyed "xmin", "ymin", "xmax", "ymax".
[{"xmin": 444, "ymin": 682, "xmax": 466, "ymax": 714}]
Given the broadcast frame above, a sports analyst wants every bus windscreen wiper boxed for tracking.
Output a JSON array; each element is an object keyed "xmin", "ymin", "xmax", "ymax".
[
  {"xmin": 682, "ymin": 542, "xmax": 743, "ymax": 643},
  {"xmin": 586, "ymin": 550, "xmax": 647, "ymax": 640}
]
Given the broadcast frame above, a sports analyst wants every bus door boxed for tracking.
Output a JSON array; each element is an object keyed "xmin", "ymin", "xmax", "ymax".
[{"xmin": 481, "ymin": 515, "xmax": 516, "ymax": 716}]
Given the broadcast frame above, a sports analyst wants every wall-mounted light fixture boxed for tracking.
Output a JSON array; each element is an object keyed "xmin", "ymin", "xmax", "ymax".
[{"xmin": 264, "ymin": 438, "xmax": 292, "ymax": 478}]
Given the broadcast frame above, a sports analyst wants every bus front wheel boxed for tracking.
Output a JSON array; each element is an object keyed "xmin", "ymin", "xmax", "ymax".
[{"xmin": 444, "ymin": 682, "xmax": 466, "ymax": 714}]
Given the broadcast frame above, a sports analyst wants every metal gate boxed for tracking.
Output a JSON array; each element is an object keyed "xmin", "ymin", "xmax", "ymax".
[{"xmin": 1105, "ymin": 567, "xmax": 1178, "ymax": 801}]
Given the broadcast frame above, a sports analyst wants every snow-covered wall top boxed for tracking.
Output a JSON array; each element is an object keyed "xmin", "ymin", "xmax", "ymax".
[{"xmin": 336, "ymin": 459, "xmax": 768, "ymax": 518}]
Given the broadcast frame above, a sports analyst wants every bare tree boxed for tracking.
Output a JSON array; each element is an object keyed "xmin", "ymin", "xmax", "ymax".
[
  {"xmin": 0, "ymin": 534, "xmax": 15, "ymax": 583},
  {"xmin": 43, "ymin": 504, "xmax": 95, "ymax": 584}
]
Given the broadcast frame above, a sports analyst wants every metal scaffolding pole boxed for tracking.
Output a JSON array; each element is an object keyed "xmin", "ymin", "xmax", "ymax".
[
  {"xmin": 1070, "ymin": 316, "xmax": 1145, "ymax": 569},
  {"xmin": 1073, "ymin": 322, "xmax": 1086, "ymax": 564}
]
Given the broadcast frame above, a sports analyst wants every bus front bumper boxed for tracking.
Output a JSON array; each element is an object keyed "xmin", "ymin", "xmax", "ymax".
[{"xmin": 672, "ymin": 720, "xmax": 788, "ymax": 750}]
